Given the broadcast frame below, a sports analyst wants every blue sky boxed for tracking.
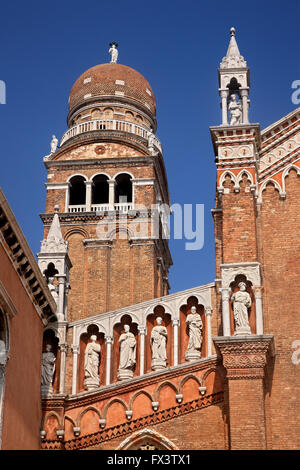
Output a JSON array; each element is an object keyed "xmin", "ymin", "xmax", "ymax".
[{"xmin": 0, "ymin": 0, "xmax": 299, "ymax": 293}]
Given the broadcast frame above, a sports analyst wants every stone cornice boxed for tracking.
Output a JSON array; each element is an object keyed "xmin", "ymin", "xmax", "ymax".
[
  {"xmin": 0, "ymin": 189, "xmax": 56, "ymax": 324},
  {"xmin": 213, "ymin": 335, "xmax": 275, "ymax": 379},
  {"xmin": 41, "ymin": 390, "xmax": 224, "ymax": 450},
  {"xmin": 43, "ymin": 356, "xmax": 219, "ymax": 411}
]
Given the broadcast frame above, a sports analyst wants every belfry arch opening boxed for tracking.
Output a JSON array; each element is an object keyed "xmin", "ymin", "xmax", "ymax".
[
  {"xmin": 92, "ymin": 175, "xmax": 109, "ymax": 204},
  {"xmin": 115, "ymin": 174, "xmax": 132, "ymax": 203},
  {"xmin": 69, "ymin": 176, "xmax": 86, "ymax": 206},
  {"xmin": 227, "ymin": 77, "xmax": 241, "ymax": 100}
]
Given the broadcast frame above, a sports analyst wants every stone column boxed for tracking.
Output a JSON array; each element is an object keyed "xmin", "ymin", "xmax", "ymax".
[
  {"xmin": 213, "ymin": 335, "xmax": 274, "ymax": 450},
  {"xmin": 220, "ymin": 89, "xmax": 229, "ymax": 125},
  {"xmin": 172, "ymin": 319, "xmax": 179, "ymax": 366},
  {"xmin": 220, "ymin": 288, "xmax": 231, "ymax": 336},
  {"xmin": 253, "ymin": 286, "xmax": 264, "ymax": 335},
  {"xmin": 56, "ymin": 275, "xmax": 66, "ymax": 322},
  {"xmin": 205, "ymin": 307, "xmax": 213, "ymax": 356},
  {"xmin": 240, "ymin": 88, "xmax": 249, "ymax": 124},
  {"xmin": 58, "ymin": 343, "xmax": 68, "ymax": 395},
  {"xmin": 71, "ymin": 344, "xmax": 79, "ymax": 395},
  {"xmin": 105, "ymin": 336, "xmax": 113, "ymax": 385},
  {"xmin": 138, "ymin": 326, "xmax": 146, "ymax": 376},
  {"xmin": 65, "ymin": 182, "xmax": 70, "ymax": 212},
  {"xmin": 85, "ymin": 181, "xmax": 92, "ymax": 212},
  {"xmin": 108, "ymin": 179, "xmax": 115, "ymax": 209}
]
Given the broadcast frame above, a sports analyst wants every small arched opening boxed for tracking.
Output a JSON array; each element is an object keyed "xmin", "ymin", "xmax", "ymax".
[
  {"xmin": 69, "ymin": 176, "xmax": 86, "ymax": 208},
  {"xmin": 92, "ymin": 175, "xmax": 109, "ymax": 205},
  {"xmin": 115, "ymin": 174, "xmax": 132, "ymax": 205}
]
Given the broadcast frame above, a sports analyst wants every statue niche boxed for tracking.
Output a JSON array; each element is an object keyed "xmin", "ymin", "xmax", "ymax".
[{"xmin": 230, "ymin": 277, "xmax": 255, "ymax": 336}]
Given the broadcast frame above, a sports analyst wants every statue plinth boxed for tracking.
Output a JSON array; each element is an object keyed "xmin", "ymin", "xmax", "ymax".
[
  {"xmin": 117, "ymin": 368, "xmax": 134, "ymax": 381},
  {"xmin": 234, "ymin": 325, "xmax": 251, "ymax": 336},
  {"xmin": 185, "ymin": 349, "xmax": 201, "ymax": 362},
  {"xmin": 151, "ymin": 358, "xmax": 166, "ymax": 371},
  {"xmin": 84, "ymin": 377, "xmax": 100, "ymax": 391},
  {"xmin": 41, "ymin": 384, "xmax": 53, "ymax": 398}
]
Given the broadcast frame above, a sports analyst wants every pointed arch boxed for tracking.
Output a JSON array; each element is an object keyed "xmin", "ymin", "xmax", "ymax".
[
  {"xmin": 77, "ymin": 406, "xmax": 102, "ymax": 426},
  {"xmin": 116, "ymin": 428, "xmax": 178, "ymax": 450},
  {"xmin": 219, "ymin": 170, "xmax": 237, "ymax": 187},
  {"xmin": 282, "ymin": 163, "xmax": 300, "ymax": 193},
  {"xmin": 154, "ymin": 380, "xmax": 179, "ymax": 401},
  {"xmin": 129, "ymin": 390, "xmax": 154, "ymax": 409},
  {"xmin": 258, "ymin": 178, "xmax": 283, "ymax": 203},
  {"xmin": 41, "ymin": 411, "xmax": 62, "ymax": 429},
  {"xmin": 64, "ymin": 415, "xmax": 76, "ymax": 427},
  {"xmin": 237, "ymin": 169, "xmax": 254, "ymax": 186},
  {"xmin": 103, "ymin": 398, "xmax": 128, "ymax": 419},
  {"xmin": 179, "ymin": 374, "xmax": 201, "ymax": 393}
]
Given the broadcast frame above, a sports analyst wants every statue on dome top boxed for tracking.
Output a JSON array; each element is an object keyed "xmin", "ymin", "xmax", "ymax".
[{"xmin": 109, "ymin": 42, "xmax": 119, "ymax": 63}]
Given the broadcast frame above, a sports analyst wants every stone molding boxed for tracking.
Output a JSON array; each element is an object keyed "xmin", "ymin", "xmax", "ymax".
[
  {"xmin": 220, "ymin": 262, "xmax": 261, "ymax": 288},
  {"xmin": 213, "ymin": 335, "xmax": 274, "ymax": 379},
  {"xmin": 41, "ymin": 391, "xmax": 223, "ymax": 450}
]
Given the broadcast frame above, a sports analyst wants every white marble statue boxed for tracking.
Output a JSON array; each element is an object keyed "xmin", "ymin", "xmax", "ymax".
[
  {"xmin": 117, "ymin": 325, "xmax": 136, "ymax": 380},
  {"xmin": 47, "ymin": 277, "xmax": 59, "ymax": 305},
  {"xmin": 185, "ymin": 306, "xmax": 203, "ymax": 361},
  {"xmin": 41, "ymin": 344, "xmax": 56, "ymax": 396},
  {"xmin": 50, "ymin": 135, "xmax": 58, "ymax": 154},
  {"xmin": 0, "ymin": 339, "xmax": 6, "ymax": 365},
  {"xmin": 84, "ymin": 335, "xmax": 101, "ymax": 390},
  {"xmin": 231, "ymin": 281, "xmax": 252, "ymax": 335},
  {"xmin": 228, "ymin": 95, "xmax": 242, "ymax": 125},
  {"xmin": 151, "ymin": 317, "xmax": 167, "ymax": 370},
  {"xmin": 109, "ymin": 42, "xmax": 118, "ymax": 63}
]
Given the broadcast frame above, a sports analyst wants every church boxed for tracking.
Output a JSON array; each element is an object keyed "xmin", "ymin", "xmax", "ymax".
[{"xmin": 0, "ymin": 29, "xmax": 300, "ymax": 450}]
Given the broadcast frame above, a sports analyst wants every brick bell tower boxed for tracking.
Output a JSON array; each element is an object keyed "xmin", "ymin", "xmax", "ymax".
[
  {"xmin": 39, "ymin": 43, "xmax": 172, "ymax": 325},
  {"xmin": 210, "ymin": 28, "xmax": 274, "ymax": 450}
]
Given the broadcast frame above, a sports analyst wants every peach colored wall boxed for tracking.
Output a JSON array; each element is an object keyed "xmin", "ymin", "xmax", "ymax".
[{"xmin": 0, "ymin": 244, "xmax": 44, "ymax": 450}]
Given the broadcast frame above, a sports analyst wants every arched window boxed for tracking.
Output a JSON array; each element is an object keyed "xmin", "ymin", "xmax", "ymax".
[
  {"xmin": 115, "ymin": 174, "xmax": 132, "ymax": 204},
  {"xmin": 104, "ymin": 107, "xmax": 113, "ymax": 118},
  {"xmin": 69, "ymin": 176, "xmax": 86, "ymax": 206},
  {"xmin": 92, "ymin": 175, "xmax": 109, "ymax": 204}
]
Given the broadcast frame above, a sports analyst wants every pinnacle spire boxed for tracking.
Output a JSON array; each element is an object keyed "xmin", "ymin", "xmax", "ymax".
[
  {"xmin": 40, "ymin": 207, "xmax": 68, "ymax": 253},
  {"xmin": 220, "ymin": 27, "xmax": 247, "ymax": 69}
]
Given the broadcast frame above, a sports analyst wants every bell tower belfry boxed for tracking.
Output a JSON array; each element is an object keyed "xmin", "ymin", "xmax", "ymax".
[
  {"xmin": 40, "ymin": 45, "xmax": 172, "ymax": 323},
  {"xmin": 219, "ymin": 27, "xmax": 250, "ymax": 126},
  {"xmin": 211, "ymin": 29, "xmax": 274, "ymax": 450}
]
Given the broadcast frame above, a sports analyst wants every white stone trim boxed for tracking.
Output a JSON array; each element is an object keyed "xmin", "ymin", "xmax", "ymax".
[
  {"xmin": 46, "ymin": 183, "xmax": 69, "ymax": 190},
  {"xmin": 83, "ymin": 77, "xmax": 91, "ymax": 84},
  {"xmin": 115, "ymin": 80, "xmax": 125, "ymax": 86},
  {"xmin": 115, "ymin": 91, "xmax": 124, "ymax": 96},
  {"xmin": 220, "ymin": 262, "xmax": 261, "ymax": 289},
  {"xmin": 84, "ymin": 93, "xmax": 92, "ymax": 100}
]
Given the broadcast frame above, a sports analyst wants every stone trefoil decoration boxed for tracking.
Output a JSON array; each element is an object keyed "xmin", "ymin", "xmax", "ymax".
[
  {"xmin": 109, "ymin": 41, "xmax": 118, "ymax": 64},
  {"xmin": 228, "ymin": 95, "xmax": 242, "ymax": 125},
  {"xmin": 117, "ymin": 325, "xmax": 136, "ymax": 380},
  {"xmin": 185, "ymin": 306, "xmax": 203, "ymax": 362},
  {"xmin": 84, "ymin": 335, "xmax": 101, "ymax": 391},
  {"xmin": 41, "ymin": 344, "xmax": 56, "ymax": 397},
  {"xmin": 151, "ymin": 317, "xmax": 167, "ymax": 370},
  {"xmin": 231, "ymin": 282, "xmax": 252, "ymax": 336}
]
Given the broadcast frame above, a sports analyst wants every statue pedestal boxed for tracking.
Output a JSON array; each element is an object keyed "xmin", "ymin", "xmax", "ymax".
[
  {"xmin": 151, "ymin": 359, "xmax": 166, "ymax": 371},
  {"xmin": 41, "ymin": 384, "xmax": 53, "ymax": 398},
  {"xmin": 117, "ymin": 368, "xmax": 134, "ymax": 381},
  {"xmin": 234, "ymin": 326, "xmax": 251, "ymax": 336},
  {"xmin": 84, "ymin": 377, "xmax": 100, "ymax": 391},
  {"xmin": 185, "ymin": 350, "xmax": 201, "ymax": 362}
]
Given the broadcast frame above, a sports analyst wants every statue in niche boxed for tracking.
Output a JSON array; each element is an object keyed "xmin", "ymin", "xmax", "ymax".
[
  {"xmin": 151, "ymin": 317, "xmax": 167, "ymax": 370},
  {"xmin": 109, "ymin": 42, "xmax": 118, "ymax": 63},
  {"xmin": 84, "ymin": 335, "xmax": 101, "ymax": 390},
  {"xmin": 228, "ymin": 95, "xmax": 242, "ymax": 125},
  {"xmin": 50, "ymin": 135, "xmax": 58, "ymax": 154},
  {"xmin": 117, "ymin": 324, "xmax": 136, "ymax": 380},
  {"xmin": 231, "ymin": 281, "xmax": 252, "ymax": 335},
  {"xmin": 47, "ymin": 277, "xmax": 59, "ymax": 305},
  {"xmin": 41, "ymin": 344, "xmax": 56, "ymax": 397},
  {"xmin": 185, "ymin": 306, "xmax": 203, "ymax": 361}
]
